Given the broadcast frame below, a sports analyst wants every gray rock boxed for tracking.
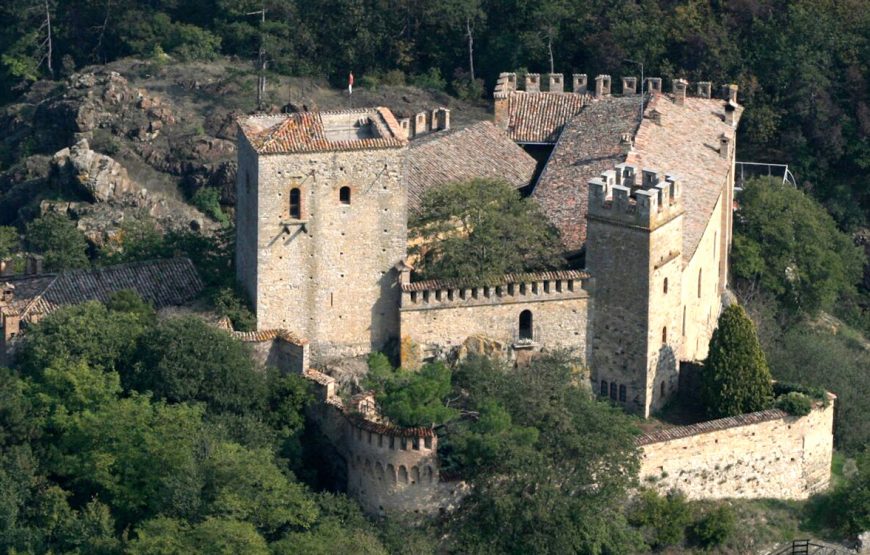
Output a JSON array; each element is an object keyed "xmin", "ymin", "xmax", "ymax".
[{"xmin": 52, "ymin": 139, "xmax": 137, "ymax": 202}]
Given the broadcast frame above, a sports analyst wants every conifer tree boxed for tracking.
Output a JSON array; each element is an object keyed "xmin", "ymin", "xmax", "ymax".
[{"xmin": 700, "ymin": 304, "xmax": 774, "ymax": 418}]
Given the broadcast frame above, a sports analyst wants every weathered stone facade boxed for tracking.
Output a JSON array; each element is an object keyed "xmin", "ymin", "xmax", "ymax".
[{"xmin": 639, "ymin": 396, "xmax": 835, "ymax": 499}]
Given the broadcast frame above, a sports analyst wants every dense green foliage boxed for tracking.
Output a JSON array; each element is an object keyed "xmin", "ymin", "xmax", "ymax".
[
  {"xmin": 628, "ymin": 490, "xmax": 693, "ymax": 549},
  {"xmin": 3, "ymin": 1, "xmax": 868, "ymax": 228},
  {"xmin": 775, "ymin": 391, "xmax": 813, "ymax": 416},
  {"xmin": 24, "ymin": 213, "xmax": 89, "ymax": 271},
  {"xmin": 444, "ymin": 354, "xmax": 644, "ymax": 554},
  {"xmin": 700, "ymin": 305, "xmax": 774, "ymax": 418},
  {"xmin": 0, "ymin": 294, "xmax": 398, "ymax": 553},
  {"xmin": 687, "ymin": 505, "xmax": 736, "ymax": 549},
  {"xmin": 364, "ymin": 354, "xmax": 459, "ymax": 427},
  {"xmin": 0, "ymin": 225, "xmax": 18, "ymax": 258},
  {"xmin": 733, "ymin": 179, "xmax": 864, "ymax": 317},
  {"xmin": 409, "ymin": 179, "xmax": 565, "ymax": 281}
]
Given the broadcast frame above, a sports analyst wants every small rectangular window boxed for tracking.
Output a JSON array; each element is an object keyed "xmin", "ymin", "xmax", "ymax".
[{"xmin": 619, "ymin": 385, "xmax": 626, "ymax": 402}]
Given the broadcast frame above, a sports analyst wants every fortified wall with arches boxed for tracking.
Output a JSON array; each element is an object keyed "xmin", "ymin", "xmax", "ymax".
[{"xmin": 233, "ymin": 70, "xmax": 835, "ymax": 515}]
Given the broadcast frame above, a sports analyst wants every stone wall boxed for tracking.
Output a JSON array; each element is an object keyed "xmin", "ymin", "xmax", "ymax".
[
  {"xmin": 638, "ymin": 396, "xmax": 835, "ymax": 500},
  {"xmin": 398, "ymin": 271, "xmax": 592, "ymax": 368},
  {"xmin": 303, "ymin": 369, "xmax": 466, "ymax": 517},
  {"xmin": 233, "ymin": 329, "xmax": 310, "ymax": 374},
  {"xmin": 237, "ymin": 134, "xmax": 407, "ymax": 362}
]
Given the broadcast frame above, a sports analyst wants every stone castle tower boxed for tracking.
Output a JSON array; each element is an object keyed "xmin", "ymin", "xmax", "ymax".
[
  {"xmin": 236, "ymin": 109, "xmax": 408, "ymax": 360},
  {"xmin": 586, "ymin": 164, "xmax": 685, "ymax": 417}
]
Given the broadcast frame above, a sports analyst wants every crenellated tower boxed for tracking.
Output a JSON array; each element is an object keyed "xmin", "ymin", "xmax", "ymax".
[{"xmin": 586, "ymin": 164, "xmax": 685, "ymax": 417}]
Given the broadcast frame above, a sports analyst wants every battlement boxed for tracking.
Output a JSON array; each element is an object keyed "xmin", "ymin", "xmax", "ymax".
[
  {"xmin": 398, "ymin": 107, "xmax": 451, "ymax": 140},
  {"xmin": 398, "ymin": 269, "xmax": 592, "ymax": 311},
  {"xmin": 587, "ymin": 164, "xmax": 684, "ymax": 229}
]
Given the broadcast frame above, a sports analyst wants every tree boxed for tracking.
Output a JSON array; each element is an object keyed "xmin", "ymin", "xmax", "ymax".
[
  {"xmin": 628, "ymin": 489, "xmax": 692, "ymax": 549},
  {"xmin": 0, "ymin": 226, "xmax": 19, "ymax": 259},
  {"xmin": 125, "ymin": 316, "xmax": 265, "ymax": 416},
  {"xmin": 732, "ymin": 178, "xmax": 864, "ymax": 316},
  {"xmin": 365, "ymin": 355, "xmax": 459, "ymax": 427},
  {"xmin": 25, "ymin": 213, "xmax": 89, "ymax": 271},
  {"xmin": 409, "ymin": 179, "xmax": 565, "ymax": 282},
  {"xmin": 446, "ymin": 353, "xmax": 644, "ymax": 554},
  {"xmin": 700, "ymin": 305, "xmax": 774, "ymax": 418}
]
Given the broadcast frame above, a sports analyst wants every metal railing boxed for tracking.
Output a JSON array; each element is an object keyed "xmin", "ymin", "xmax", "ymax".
[
  {"xmin": 767, "ymin": 539, "xmax": 851, "ymax": 555},
  {"xmin": 735, "ymin": 161, "xmax": 797, "ymax": 191}
]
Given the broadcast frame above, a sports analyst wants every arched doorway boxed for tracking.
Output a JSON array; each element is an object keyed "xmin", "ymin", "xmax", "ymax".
[{"xmin": 519, "ymin": 310, "xmax": 533, "ymax": 340}]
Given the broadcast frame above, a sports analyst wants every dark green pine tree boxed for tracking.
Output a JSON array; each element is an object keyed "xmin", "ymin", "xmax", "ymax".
[{"xmin": 700, "ymin": 304, "xmax": 774, "ymax": 418}]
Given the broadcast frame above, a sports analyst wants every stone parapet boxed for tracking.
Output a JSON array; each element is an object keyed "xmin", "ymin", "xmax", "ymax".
[{"xmin": 588, "ymin": 163, "xmax": 684, "ymax": 230}]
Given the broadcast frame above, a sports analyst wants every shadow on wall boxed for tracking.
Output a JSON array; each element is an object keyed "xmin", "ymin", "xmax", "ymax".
[{"xmin": 370, "ymin": 266, "xmax": 400, "ymax": 354}]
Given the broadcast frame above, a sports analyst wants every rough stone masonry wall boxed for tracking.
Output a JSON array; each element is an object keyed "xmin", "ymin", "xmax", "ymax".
[
  {"xmin": 399, "ymin": 277, "xmax": 592, "ymax": 367},
  {"xmin": 638, "ymin": 398, "xmax": 835, "ymax": 500},
  {"xmin": 250, "ymin": 145, "xmax": 407, "ymax": 361}
]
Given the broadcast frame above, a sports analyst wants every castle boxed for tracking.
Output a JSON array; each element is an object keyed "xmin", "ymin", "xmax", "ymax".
[
  {"xmin": 236, "ymin": 73, "xmax": 741, "ymax": 418},
  {"xmin": 234, "ymin": 74, "xmax": 834, "ymax": 516}
]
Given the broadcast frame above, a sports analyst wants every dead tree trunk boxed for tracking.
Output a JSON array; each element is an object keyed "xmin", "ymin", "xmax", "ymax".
[{"xmin": 466, "ymin": 16, "xmax": 474, "ymax": 82}]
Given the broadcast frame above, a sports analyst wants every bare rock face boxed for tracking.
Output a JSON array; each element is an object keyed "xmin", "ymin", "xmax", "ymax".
[
  {"xmin": 322, "ymin": 357, "xmax": 370, "ymax": 395},
  {"xmin": 52, "ymin": 139, "xmax": 138, "ymax": 202}
]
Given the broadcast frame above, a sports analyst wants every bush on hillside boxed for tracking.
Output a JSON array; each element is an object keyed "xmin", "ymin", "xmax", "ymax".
[
  {"xmin": 775, "ymin": 392, "xmax": 813, "ymax": 416},
  {"xmin": 688, "ymin": 505, "xmax": 736, "ymax": 548}
]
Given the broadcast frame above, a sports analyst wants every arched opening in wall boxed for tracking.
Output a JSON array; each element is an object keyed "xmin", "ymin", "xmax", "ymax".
[
  {"xmin": 610, "ymin": 383, "xmax": 617, "ymax": 400},
  {"xmin": 663, "ymin": 277, "xmax": 668, "ymax": 294},
  {"xmin": 698, "ymin": 269, "xmax": 702, "ymax": 298},
  {"xmin": 519, "ymin": 310, "xmax": 533, "ymax": 340},
  {"xmin": 339, "ymin": 186, "xmax": 351, "ymax": 204},
  {"xmin": 399, "ymin": 466, "xmax": 409, "ymax": 484},
  {"xmin": 662, "ymin": 326, "xmax": 667, "ymax": 345},
  {"xmin": 365, "ymin": 459, "xmax": 372, "ymax": 475},
  {"xmin": 387, "ymin": 464, "xmax": 396, "ymax": 483},
  {"xmin": 619, "ymin": 384, "xmax": 626, "ymax": 402},
  {"xmin": 289, "ymin": 187, "xmax": 301, "ymax": 219},
  {"xmin": 376, "ymin": 462, "xmax": 384, "ymax": 481},
  {"xmin": 600, "ymin": 380, "xmax": 608, "ymax": 397},
  {"xmin": 426, "ymin": 466, "xmax": 434, "ymax": 484},
  {"xmin": 660, "ymin": 381, "xmax": 666, "ymax": 399},
  {"xmin": 411, "ymin": 466, "xmax": 420, "ymax": 484}
]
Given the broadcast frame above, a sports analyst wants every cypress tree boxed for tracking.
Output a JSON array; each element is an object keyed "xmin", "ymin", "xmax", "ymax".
[{"xmin": 700, "ymin": 305, "xmax": 774, "ymax": 418}]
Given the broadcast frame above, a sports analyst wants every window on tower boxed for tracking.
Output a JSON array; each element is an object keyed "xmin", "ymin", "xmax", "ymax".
[
  {"xmin": 340, "ymin": 186, "xmax": 351, "ymax": 204},
  {"xmin": 289, "ymin": 188, "xmax": 301, "ymax": 219}
]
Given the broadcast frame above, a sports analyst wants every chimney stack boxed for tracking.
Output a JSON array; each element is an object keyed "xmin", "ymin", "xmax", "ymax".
[
  {"xmin": 724, "ymin": 100, "xmax": 738, "ymax": 127},
  {"xmin": 25, "ymin": 254, "xmax": 43, "ymax": 275},
  {"xmin": 646, "ymin": 77, "xmax": 662, "ymax": 94},
  {"xmin": 432, "ymin": 107, "xmax": 450, "ymax": 131},
  {"xmin": 525, "ymin": 73, "xmax": 541, "ymax": 92},
  {"xmin": 548, "ymin": 73, "xmax": 564, "ymax": 92},
  {"xmin": 572, "ymin": 74, "xmax": 588, "ymax": 94},
  {"xmin": 620, "ymin": 133, "xmax": 633, "ymax": 154},
  {"xmin": 594, "ymin": 75, "xmax": 611, "ymax": 98},
  {"xmin": 718, "ymin": 133, "xmax": 731, "ymax": 159},
  {"xmin": 673, "ymin": 79, "xmax": 688, "ymax": 106},
  {"xmin": 726, "ymin": 84, "xmax": 738, "ymax": 103},
  {"xmin": 696, "ymin": 81, "xmax": 712, "ymax": 99},
  {"xmin": 622, "ymin": 76, "xmax": 637, "ymax": 95}
]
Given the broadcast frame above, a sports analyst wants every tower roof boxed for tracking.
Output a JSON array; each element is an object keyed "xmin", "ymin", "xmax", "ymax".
[{"xmin": 238, "ymin": 107, "xmax": 408, "ymax": 154}]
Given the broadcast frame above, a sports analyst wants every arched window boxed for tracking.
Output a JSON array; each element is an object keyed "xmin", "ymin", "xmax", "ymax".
[
  {"xmin": 600, "ymin": 380, "xmax": 608, "ymax": 396},
  {"xmin": 339, "ymin": 186, "xmax": 351, "ymax": 204},
  {"xmin": 399, "ymin": 466, "xmax": 409, "ymax": 484},
  {"xmin": 619, "ymin": 385, "xmax": 626, "ymax": 402},
  {"xmin": 519, "ymin": 310, "xmax": 533, "ymax": 340},
  {"xmin": 289, "ymin": 187, "xmax": 301, "ymax": 219},
  {"xmin": 662, "ymin": 326, "xmax": 667, "ymax": 344},
  {"xmin": 660, "ymin": 381, "xmax": 666, "ymax": 398},
  {"xmin": 663, "ymin": 277, "xmax": 668, "ymax": 294},
  {"xmin": 697, "ymin": 269, "xmax": 702, "ymax": 298},
  {"xmin": 610, "ymin": 382, "xmax": 617, "ymax": 400}
]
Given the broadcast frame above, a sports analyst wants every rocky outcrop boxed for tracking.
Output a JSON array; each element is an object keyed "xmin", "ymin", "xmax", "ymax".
[{"xmin": 52, "ymin": 139, "xmax": 138, "ymax": 202}]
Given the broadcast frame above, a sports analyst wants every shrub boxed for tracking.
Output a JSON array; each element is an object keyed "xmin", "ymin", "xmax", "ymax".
[
  {"xmin": 381, "ymin": 69, "xmax": 406, "ymax": 86},
  {"xmin": 212, "ymin": 287, "xmax": 256, "ymax": 331},
  {"xmin": 775, "ymin": 392, "xmax": 813, "ymax": 416},
  {"xmin": 25, "ymin": 213, "xmax": 90, "ymax": 271},
  {"xmin": 191, "ymin": 187, "xmax": 229, "ymax": 225},
  {"xmin": 629, "ymin": 489, "xmax": 693, "ymax": 548},
  {"xmin": 410, "ymin": 68, "xmax": 446, "ymax": 91},
  {"xmin": 167, "ymin": 23, "xmax": 221, "ymax": 61},
  {"xmin": 688, "ymin": 505, "xmax": 735, "ymax": 548}
]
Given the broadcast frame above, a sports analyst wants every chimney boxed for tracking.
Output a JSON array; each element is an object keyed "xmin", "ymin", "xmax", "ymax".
[
  {"xmin": 548, "ymin": 73, "xmax": 564, "ymax": 92},
  {"xmin": 572, "ymin": 74, "xmax": 588, "ymax": 94},
  {"xmin": 718, "ymin": 133, "xmax": 731, "ymax": 159},
  {"xmin": 648, "ymin": 109, "xmax": 662, "ymax": 126},
  {"xmin": 413, "ymin": 111, "xmax": 430, "ymax": 137},
  {"xmin": 620, "ymin": 133, "xmax": 633, "ymax": 154},
  {"xmin": 622, "ymin": 76, "xmax": 637, "ymax": 95},
  {"xmin": 594, "ymin": 75, "xmax": 611, "ymax": 98},
  {"xmin": 1, "ymin": 282, "xmax": 13, "ymax": 303},
  {"xmin": 25, "ymin": 254, "xmax": 43, "ymax": 275},
  {"xmin": 646, "ymin": 77, "xmax": 662, "ymax": 94},
  {"xmin": 726, "ymin": 83, "xmax": 738, "ymax": 103},
  {"xmin": 673, "ymin": 79, "xmax": 688, "ymax": 106},
  {"xmin": 398, "ymin": 118, "xmax": 411, "ymax": 139},
  {"xmin": 433, "ymin": 107, "xmax": 450, "ymax": 131},
  {"xmin": 696, "ymin": 81, "xmax": 712, "ymax": 98},
  {"xmin": 525, "ymin": 73, "xmax": 541, "ymax": 92},
  {"xmin": 394, "ymin": 260, "xmax": 413, "ymax": 287},
  {"xmin": 724, "ymin": 100, "xmax": 738, "ymax": 127},
  {"xmin": 493, "ymin": 73, "xmax": 516, "ymax": 129}
]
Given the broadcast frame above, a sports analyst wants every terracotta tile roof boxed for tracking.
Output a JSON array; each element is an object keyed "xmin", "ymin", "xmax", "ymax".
[
  {"xmin": 532, "ymin": 96, "xmax": 643, "ymax": 251},
  {"xmin": 627, "ymin": 94, "xmax": 743, "ymax": 260},
  {"xmin": 238, "ymin": 107, "xmax": 407, "ymax": 154},
  {"xmin": 406, "ymin": 122, "xmax": 537, "ymax": 211},
  {"xmin": 506, "ymin": 92, "xmax": 587, "ymax": 143},
  {"xmin": 3, "ymin": 258, "xmax": 202, "ymax": 321},
  {"xmin": 231, "ymin": 328, "xmax": 307, "ymax": 345},
  {"xmin": 636, "ymin": 408, "xmax": 787, "ymax": 446},
  {"xmin": 402, "ymin": 269, "xmax": 590, "ymax": 292}
]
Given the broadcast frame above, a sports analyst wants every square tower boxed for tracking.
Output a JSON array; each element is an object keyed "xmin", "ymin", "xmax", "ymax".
[
  {"xmin": 586, "ymin": 165, "xmax": 685, "ymax": 417},
  {"xmin": 236, "ymin": 108, "xmax": 408, "ymax": 361}
]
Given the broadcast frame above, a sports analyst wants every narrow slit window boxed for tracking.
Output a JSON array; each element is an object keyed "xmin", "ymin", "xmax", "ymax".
[
  {"xmin": 339, "ymin": 186, "xmax": 351, "ymax": 204},
  {"xmin": 662, "ymin": 326, "xmax": 667, "ymax": 344},
  {"xmin": 663, "ymin": 277, "xmax": 668, "ymax": 295},
  {"xmin": 698, "ymin": 269, "xmax": 703, "ymax": 298},
  {"xmin": 600, "ymin": 380, "xmax": 608, "ymax": 397},
  {"xmin": 610, "ymin": 383, "xmax": 617, "ymax": 400},
  {"xmin": 289, "ymin": 187, "xmax": 301, "ymax": 219}
]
